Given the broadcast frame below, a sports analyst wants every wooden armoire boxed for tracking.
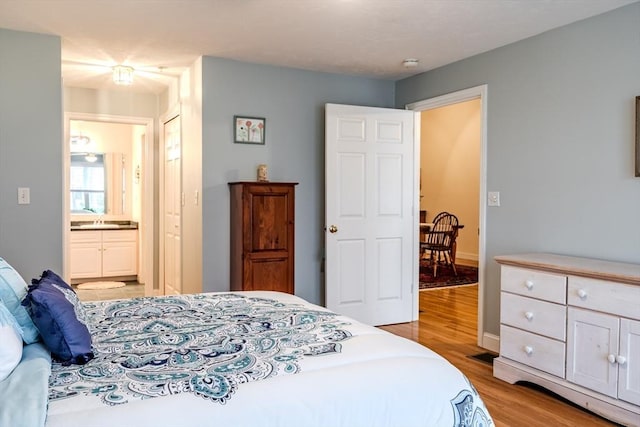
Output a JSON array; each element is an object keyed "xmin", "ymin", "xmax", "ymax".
[{"xmin": 229, "ymin": 182, "xmax": 297, "ymax": 293}]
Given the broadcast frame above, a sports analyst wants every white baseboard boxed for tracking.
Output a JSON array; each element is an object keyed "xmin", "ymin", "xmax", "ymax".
[
  {"xmin": 481, "ymin": 332, "xmax": 500, "ymax": 353},
  {"xmin": 456, "ymin": 251, "xmax": 478, "ymax": 262}
]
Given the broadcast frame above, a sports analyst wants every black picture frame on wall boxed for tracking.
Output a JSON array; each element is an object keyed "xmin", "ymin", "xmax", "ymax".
[
  {"xmin": 234, "ymin": 116, "xmax": 265, "ymax": 145},
  {"xmin": 636, "ymin": 96, "xmax": 640, "ymax": 177}
]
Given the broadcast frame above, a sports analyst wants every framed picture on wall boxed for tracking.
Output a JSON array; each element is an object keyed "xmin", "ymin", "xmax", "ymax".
[
  {"xmin": 234, "ymin": 116, "xmax": 265, "ymax": 145},
  {"xmin": 636, "ymin": 96, "xmax": 639, "ymax": 177}
]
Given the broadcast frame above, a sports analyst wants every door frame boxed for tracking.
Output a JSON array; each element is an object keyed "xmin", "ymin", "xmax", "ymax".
[
  {"xmin": 63, "ymin": 112, "xmax": 155, "ymax": 296},
  {"xmin": 406, "ymin": 84, "xmax": 491, "ymax": 350}
]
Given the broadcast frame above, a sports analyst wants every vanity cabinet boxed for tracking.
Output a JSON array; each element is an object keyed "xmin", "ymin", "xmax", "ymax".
[
  {"xmin": 229, "ymin": 182, "xmax": 297, "ymax": 294},
  {"xmin": 494, "ymin": 254, "xmax": 640, "ymax": 426},
  {"xmin": 70, "ymin": 230, "xmax": 138, "ymax": 279}
]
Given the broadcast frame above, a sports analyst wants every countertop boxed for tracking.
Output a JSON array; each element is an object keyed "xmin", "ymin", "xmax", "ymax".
[{"xmin": 70, "ymin": 220, "xmax": 138, "ymax": 231}]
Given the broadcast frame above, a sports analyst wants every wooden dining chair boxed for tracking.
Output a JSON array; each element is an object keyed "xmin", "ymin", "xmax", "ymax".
[{"xmin": 420, "ymin": 212, "xmax": 459, "ymax": 277}]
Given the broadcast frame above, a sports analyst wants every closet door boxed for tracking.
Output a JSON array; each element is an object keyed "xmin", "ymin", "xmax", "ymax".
[{"xmin": 163, "ymin": 114, "xmax": 182, "ymax": 295}]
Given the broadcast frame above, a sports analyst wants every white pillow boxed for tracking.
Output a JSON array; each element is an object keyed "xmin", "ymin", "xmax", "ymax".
[
  {"xmin": 0, "ymin": 325, "xmax": 22, "ymax": 381},
  {"xmin": 0, "ymin": 302, "xmax": 23, "ymax": 381}
]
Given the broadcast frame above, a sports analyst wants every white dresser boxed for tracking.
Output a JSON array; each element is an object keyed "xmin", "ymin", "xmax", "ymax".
[{"xmin": 494, "ymin": 253, "xmax": 640, "ymax": 426}]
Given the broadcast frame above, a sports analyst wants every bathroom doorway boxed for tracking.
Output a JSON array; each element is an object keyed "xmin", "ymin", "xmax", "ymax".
[{"xmin": 63, "ymin": 112, "xmax": 155, "ymax": 298}]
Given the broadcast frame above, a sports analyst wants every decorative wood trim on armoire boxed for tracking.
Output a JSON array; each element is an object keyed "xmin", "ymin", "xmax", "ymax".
[{"xmin": 229, "ymin": 182, "xmax": 298, "ymax": 294}]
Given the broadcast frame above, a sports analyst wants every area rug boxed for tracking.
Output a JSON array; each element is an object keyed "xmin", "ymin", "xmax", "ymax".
[
  {"xmin": 76, "ymin": 281, "xmax": 126, "ymax": 290},
  {"xmin": 419, "ymin": 261, "xmax": 478, "ymax": 290}
]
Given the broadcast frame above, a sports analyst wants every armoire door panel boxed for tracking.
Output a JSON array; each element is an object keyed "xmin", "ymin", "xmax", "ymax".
[
  {"xmin": 245, "ymin": 258, "xmax": 289, "ymax": 292},
  {"xmin": 250, "ymin": 194, "xmax": 288, "ymax": 251}
]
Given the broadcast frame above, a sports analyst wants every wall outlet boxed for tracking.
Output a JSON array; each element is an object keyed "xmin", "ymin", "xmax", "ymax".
[
  {"xmin": 17, "ymin": 187, "xmax": 30, "ymax": 205},
  {"xmin": 488, "ymin": 191, "xmax": 500, "ymax": 207}
]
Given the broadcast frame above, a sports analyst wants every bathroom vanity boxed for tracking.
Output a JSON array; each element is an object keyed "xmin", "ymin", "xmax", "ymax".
[{"xmin": 69, "ymin": 221, "xmax": 138, "ymax": 281}]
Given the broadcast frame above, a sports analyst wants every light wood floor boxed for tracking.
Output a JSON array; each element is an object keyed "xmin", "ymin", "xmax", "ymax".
[{"xmin": 379, "ymin": 285, "xmax": 620, "ymax": 427}]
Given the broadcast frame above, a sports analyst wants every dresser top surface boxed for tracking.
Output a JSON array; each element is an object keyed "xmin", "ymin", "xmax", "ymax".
[{"xmin": 495, "ymin": 253, "xmax": 640, "ymax": 286}]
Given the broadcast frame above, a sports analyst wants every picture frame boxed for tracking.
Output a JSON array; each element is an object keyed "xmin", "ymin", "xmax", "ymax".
[
  {"xmin": 636, "ymin": 96, "xmax": 639, "ymax": 177},
  {"xmin": 234, "ymin": 116, "xmax": 265, "ymax": 145}
]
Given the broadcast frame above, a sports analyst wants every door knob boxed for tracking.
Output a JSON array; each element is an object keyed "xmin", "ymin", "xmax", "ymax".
[{"xmin": 328, "ymin": 225, "xmax": 338, "ymax": 234}]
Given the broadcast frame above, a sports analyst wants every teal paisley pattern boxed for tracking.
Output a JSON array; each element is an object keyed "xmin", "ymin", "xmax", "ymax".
[
  {"xmin": 450, "ymin": 376, "xmax": 492, "ymax": 427},
  {"xmin": 49, "ymin": 293, "xmax": 351, "ymax": 406}
]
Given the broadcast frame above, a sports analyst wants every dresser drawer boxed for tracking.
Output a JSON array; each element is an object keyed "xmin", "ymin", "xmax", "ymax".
[
  {"xmin": 568, "ymin": 276, "xmax": 640, "ymax": 320},
  {"xmin": 501, "ymin": 292, "xmax": 566, "ymax": 341},
  {"xmin": 500, "ymin": 325, "xmax": 565, "ymax": 378},
  {"xmin": 501, "ymin": 266, "xmax": 567, "ymax": 304}
]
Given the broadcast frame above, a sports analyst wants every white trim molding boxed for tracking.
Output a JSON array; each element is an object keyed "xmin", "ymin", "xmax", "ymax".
[{"xmin": 406, "ymin": 84, "xmax": 489, "ymax": 349}]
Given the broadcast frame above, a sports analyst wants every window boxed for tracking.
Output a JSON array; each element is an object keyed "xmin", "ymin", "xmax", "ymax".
[{"xmin": 70, "ymin": 153, "xmax": 106, "ymax": 214}]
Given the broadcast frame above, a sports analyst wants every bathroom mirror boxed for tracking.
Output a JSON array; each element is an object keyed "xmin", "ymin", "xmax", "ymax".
[{"xmin": 70, "ymin": 152, "xmax": 125, "ymax": 215}]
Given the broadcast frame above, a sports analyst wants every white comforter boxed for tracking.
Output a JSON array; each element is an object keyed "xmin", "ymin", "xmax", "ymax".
[{"xmin": 46, "ymin": 291, "xmax": 493, "ymax": 427}]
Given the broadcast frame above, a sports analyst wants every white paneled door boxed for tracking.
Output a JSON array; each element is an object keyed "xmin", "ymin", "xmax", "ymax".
[
  {"xmin": 163, "ymin": 114, "xmax": 182, "ymax": 295},
  {"xmin": 325, "ymin": 103, "xmax": 416, "ymax": 326}
]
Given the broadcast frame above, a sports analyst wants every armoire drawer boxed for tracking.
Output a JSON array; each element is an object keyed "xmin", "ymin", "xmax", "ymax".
[
  {"xmin": 500, "ymin": 325, "xmax": 565, "ymax": 378},
  {"xmin": 501, "ymin": 292, "xmax": 566, "ymax": 341}
]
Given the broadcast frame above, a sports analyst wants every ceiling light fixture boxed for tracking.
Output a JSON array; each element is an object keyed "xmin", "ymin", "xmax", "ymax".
[
  {"xmin": 113, "ymin": 65, "xmax": 134, "ymax": 85},
  {"xmin": 402, "ymin": 58, "xmax": 419, "ymax": 68},
  {"xmin": 84, "ymin": 153, "xmax": 98, "ymax": 163},
  {"xmin": 70, "ymin": 135, "xmax": 90, "ymax": 146}
]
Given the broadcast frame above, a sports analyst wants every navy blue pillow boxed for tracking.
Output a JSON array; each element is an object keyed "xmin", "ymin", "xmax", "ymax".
[
  {"xmin": 22, "ymin": 272, "xmax": 93, "ymax": 365},
  {"xmin": 36, "ymin": 269, "xmax": 74, "ymax": 291}
]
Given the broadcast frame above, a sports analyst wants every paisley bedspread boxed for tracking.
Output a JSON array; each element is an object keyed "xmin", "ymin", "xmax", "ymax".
[{"xmin": 45, "ymin": 291, "xmax": 493, "ymax": 427}]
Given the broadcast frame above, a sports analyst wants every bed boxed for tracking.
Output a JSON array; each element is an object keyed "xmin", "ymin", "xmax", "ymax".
[{"xmin": 0, "ymin": 263, "xmax": 493, "ymax": 427}]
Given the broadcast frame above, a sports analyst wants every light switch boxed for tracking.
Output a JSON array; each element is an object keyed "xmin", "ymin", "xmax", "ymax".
[
  {"xmin": 488, "ymin": 191, "xmax": 500, "ymax": 207},
  {"xmin": 18, "ymin": 187, "xmax": 30, "ymax": 205}
]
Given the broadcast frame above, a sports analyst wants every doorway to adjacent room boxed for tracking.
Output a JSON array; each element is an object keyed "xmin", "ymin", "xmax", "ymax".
[{"xmin": 407, "ymin": 85, "xmax": 492, "ymax": 350}]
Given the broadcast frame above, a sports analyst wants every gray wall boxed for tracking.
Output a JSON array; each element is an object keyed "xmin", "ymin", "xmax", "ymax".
[
  {"xmin": 64, "ymin": 87, "xmax": 160, "ymax": 118},
  {"xmin": 0, "ymin": 29, "xmax": 63, "ymax": 280},
  {"xmin": 396, "ymin": 3, "xmax": 640, "ymax": 335},
  {"xmin": 201, "ymin": 57, "xmax": 395, "ymax": 304}
]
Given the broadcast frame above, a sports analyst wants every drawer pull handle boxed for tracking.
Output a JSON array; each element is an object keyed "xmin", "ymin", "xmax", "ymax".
[
  {"xmin": 524, "ymin": 280, "xmax": 534, "ymax": 290},
  {"xmin": 608, "ymin": 354, "xmax": 616, "ymax": 364},
  {"xmin": 577, "ymin": 289, "xmax": 587, "ymax": 299},
  {"xmin": 524, "ymin": 311, "xmax": 534, "ymax": 321},
  {"xmin": 616, "ymin": 355, "xmax": 627, "ymax": 365},
  {"xmin": 524, "ymin": 346, "xmax": 533, "ymax": 355}
]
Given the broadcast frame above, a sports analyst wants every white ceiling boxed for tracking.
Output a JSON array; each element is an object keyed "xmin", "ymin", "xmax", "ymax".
[{"xmin": 0, "ymin": 0, "xmax": 636, "ymax": 94}]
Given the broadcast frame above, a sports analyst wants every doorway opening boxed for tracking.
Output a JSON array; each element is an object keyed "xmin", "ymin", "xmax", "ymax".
[
  {"xmin": 63, "ymin": 112, "xmax": 155, "ymax": 298},
  {"xmin": 407, "ymin": 85, "xmax": 494, "ymax": 351}
]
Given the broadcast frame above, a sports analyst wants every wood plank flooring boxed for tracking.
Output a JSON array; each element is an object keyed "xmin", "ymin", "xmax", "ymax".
[{"xmin": 379, "ymin": 285, "xmax": 620, "ymax": 427}]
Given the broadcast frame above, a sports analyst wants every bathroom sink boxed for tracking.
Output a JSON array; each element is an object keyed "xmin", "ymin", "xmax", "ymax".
[
  {"xmin": 79, "ymin": 223, "xmax": 120, "ymax": 229},
  {"xmin": 72, "ymin": 220, "xmax": 138, "ymax": 230}
]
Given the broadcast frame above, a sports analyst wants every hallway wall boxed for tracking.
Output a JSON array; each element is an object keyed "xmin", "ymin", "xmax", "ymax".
[{"xmin": 421, "ymin": 99, "xmax": 480, "ymax": 261}]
